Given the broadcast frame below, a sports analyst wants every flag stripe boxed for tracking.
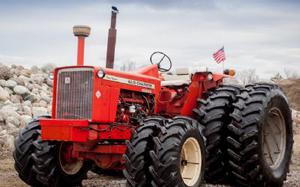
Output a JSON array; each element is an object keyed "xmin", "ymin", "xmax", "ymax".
[{"xmin": 213, "ymin": 47, "xmax": 226, "ymax": 63}]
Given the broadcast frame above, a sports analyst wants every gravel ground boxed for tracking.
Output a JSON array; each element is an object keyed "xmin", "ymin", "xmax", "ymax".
[
  {"xmin": 0, "ymin": 162, "xmax": 299, "ymax": 187},
  {"xmin": 1, "ymin": 134, "xmax": 299, "ymax": 187}
]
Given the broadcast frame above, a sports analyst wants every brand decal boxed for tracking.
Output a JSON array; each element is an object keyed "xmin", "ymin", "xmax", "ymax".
[
  {"xmin": 65, "ymin": 77, "xmax": 71, "ymax": 84},
  {"xmin": 95, "ymin": 91, "xmax": 101, "ymax": 98},
  {"xmin": 104, "ymin": 75, "xmax": 155, "ymax": 89}
]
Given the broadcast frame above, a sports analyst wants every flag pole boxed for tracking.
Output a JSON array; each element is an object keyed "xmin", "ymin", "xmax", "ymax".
[
  {"xmin": 222, "ymin": 59, "xmax": 224, "ymax": 72},
  {"xmin": 222, "ymin": 46, "xmax": 225, "ymax": 72}
]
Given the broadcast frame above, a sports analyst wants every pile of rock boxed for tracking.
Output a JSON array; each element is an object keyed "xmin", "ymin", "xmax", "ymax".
[{"xmin": 0, "ymin": 63, "xmax": 55, "ymax": 153}]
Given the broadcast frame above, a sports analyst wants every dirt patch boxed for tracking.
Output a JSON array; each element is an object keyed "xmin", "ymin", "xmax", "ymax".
[
  {"xmin": 0, "ymin": 159, "xmax": 27, "ymax": 187},
  {"xmin": 277, "ymin": 79, "xmax": 300, "ymax": 111}
]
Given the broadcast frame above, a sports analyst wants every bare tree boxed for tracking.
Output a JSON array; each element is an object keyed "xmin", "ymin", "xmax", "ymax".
[
  {"xmin": 271, "ymin": 72, "xmax": 283, "ymax": 82},
  {"xmin": 235, "ymin": 69, "xmax": 260, "ymax": 85},
  {"xmin": 120, "ymin": 61, "xmax": 136, "ymax": 71},
  {"xmin": 284, "ymin": 68, "xmax": 300, "ymax": 79}
]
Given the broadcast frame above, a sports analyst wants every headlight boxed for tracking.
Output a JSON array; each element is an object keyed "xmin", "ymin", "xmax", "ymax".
[
  {"xmin": 207, "ymin": 73, "xmax": 213, "ymax": 81},
  {"xmin": 97, "ymin": 69, "xmax": 106, "ymax": 78}
]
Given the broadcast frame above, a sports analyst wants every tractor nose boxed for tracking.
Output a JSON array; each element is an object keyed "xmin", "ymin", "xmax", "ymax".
[{"xmin": 73, "ymin": 25, "xmax": 91, "ymax": 66}]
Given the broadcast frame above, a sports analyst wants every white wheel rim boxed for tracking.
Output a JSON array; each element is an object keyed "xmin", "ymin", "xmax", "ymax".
[
  {"xmin": 262, "ymin": 107, "xmax": 286, "ymax": 170},
  {"xmin": 59, "ymin": 143, "xmax": 83, "ymax": 175},
  {"xmin": 180, "ymin": 137, "xmax": 202, "ymax": 186}
]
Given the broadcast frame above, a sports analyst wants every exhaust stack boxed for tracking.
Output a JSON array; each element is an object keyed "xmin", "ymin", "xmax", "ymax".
[
  {"xmin": 106, "ymin": 6, "xmax": 119, "ymax": 69},
  {"xmin": 73, "ymin": 25, "xmax": 91, "ymax": 66}
]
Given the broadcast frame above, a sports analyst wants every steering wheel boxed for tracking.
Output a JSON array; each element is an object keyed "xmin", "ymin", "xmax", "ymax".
[{"xmin": 150, "ymin": 51, "xmax": 172, "ymax": 72}]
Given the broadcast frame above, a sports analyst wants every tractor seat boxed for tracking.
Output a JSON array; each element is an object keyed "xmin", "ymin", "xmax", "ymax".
[{"xmin": 161, "ymin": 68, "xmax": 191, "ymax": 87}]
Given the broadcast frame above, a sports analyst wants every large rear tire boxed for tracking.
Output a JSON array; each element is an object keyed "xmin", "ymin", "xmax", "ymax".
[
  {"xmin": 13, "ymin": 117, "xmax": 90, "ymax": 187},
  {"xmin": 123, "ymin": 117, "xmax": 165, "ymax": 187},
  {"xmin": 193, "ymin": 85, "xmax": 241, "ymax": 184},
  {"xmin": 227, "ymin": 83, "xmax": 293, "ymax": 186},
  {"xmin": 149, "ymin": 116, "xmax": 206, "ymax": 187}
]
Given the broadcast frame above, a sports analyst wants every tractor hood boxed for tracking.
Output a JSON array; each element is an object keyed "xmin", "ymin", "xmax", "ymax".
[{"xmin": 51, "ymin": 65, "xmax": 161, "ymax": 122}]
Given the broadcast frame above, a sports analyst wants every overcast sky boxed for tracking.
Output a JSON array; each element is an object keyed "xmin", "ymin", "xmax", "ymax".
[{"xmin": 0, "ymin": 0, "xmax": 299, "ymax": 78}]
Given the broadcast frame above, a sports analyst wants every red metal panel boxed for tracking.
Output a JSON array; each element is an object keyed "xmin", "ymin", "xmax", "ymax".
[
  {"xmin": 102, "ymin": 66, "xmax": 161, "ymax": 96},
  {"xmin": 156, "ymin": 72, "xmax": 223, "ymax": 117},
  {"xmin": 40, "ymin": 119, "xmax": 133, "ymax": 142},
  {"xmin": 96, "ymin": 125, "xmax": 132, "ymax": 140},
  {"xmin": 40, "ymin": 119, "xmax": 89, "ymax": 142},
  {"xmin": 51, "ymin": 68, "xmax": 58, "ymax": 118},
  {"xmin": 74, "ymin": 143, "xmax": 127, "ymax": 154},
  {"xmin": 92, "ymin": 84, "xmax": 119, "ymax": 122}
]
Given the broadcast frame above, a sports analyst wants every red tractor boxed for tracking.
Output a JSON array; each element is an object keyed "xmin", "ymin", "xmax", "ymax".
[{"xmin": 13, "ymin": 7, "xmax": 293, "ymax": 187}]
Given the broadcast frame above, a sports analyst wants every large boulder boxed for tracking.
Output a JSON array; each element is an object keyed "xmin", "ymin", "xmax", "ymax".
[
  {"xmin": 0, "ymin": 65, "xmax": 13, "ymax": 80},
  {"xmin": 6, "ymin": 116, "xmax": 20, "ymax": 127},
  {"xmin": 31, "ymin": 74, "xmax": 46, "ymax": 85},
  {"xmin": 23, "ymin": 100, "xmax": 32, "ymax": 107},
  {"xmin": 14, "ymin": 85, "xmax": 29, "ymax": 95},
  {"xmin": 6, "ymin": 80, "xmax": 17, "ymax": 88},
  {"xmin": 0, "ymin": 79, "xmax": 7, "ymax": 87},
  {"xmin": 11, "ymin": 76, "xmax": 26, "ymax": 86},
  {"xmin": 0, "ymin": 105, "xmax": 20, "ymax": 121},
  {"xmin": 20, "ymin": 115, "xmax": 32, "ymax": 127},
  {"xmin": 0, "ymin": 114, "xmax": 3, "ymax": 122},
  {"xmin": 40, "ymin": 92, "xmax": 51, "ymax": 103},
  {"xmin": 38, "ymin": 100, "xmax": 48, "ymax": 108},
  {"xmin": 23, "ymin": 105, "xmax": 32, "ymax": 116},
  {"xmin": 0, "ymin": 86, "xmax": 10, "ymax": 101},
  {"xmin": 10, "ymin": 95, "xmax": 22, "ymax": 103},
  {"xmin": 20, "ymin": 69, "xmax": 32, "ymax": 77},
  {"xmin": 6, "ymin": 134, "xmax": 14, "ymax": 150},
  {"xmin": 30, "ymin": 65, "xmax": 41, "ymax": 74},
  {"xmin": 32, "ymin": 107, "xmax": 48, "ymax": 117},
  {"xmin": 41, "ymin": 63, "xmax": 56, "ymax": 73},
  {"xmin": 4, "ymin": 87, "xmax": 13, "ymax": 95}
]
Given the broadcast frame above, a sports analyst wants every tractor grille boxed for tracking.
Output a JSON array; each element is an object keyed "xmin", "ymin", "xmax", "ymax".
[{"xmin": 56, "ymin": 68, "xmax": 94, "ymax": 119}]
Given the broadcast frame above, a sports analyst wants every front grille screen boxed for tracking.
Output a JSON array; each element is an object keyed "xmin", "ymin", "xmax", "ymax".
[{"xmin": 56, "ymin": 68, "xmax": 94, "ymax": 119}]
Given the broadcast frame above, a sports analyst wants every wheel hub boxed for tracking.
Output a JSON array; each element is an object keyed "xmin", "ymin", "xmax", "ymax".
[
  {"xmin": 180, "ymin": 137, "xmax": 202, "ymax": 186},
  {"xmin": 262, "ymin": 107, "xmax": 286, "ymax": 170},
  {"xmin": 59, "ymin": 142, "xmax": 83, "ymax": 175}
]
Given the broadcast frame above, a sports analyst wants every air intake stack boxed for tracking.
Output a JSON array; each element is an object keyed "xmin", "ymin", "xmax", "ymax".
[
  {"xmin": 73, "ymin": 25, "xmax": 91, "ymax": 66},
  {"xmin": 105, "ymin": 6, "xmax": 119, "ymax": 69}
]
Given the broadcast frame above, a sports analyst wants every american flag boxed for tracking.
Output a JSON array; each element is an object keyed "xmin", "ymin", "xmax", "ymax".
[{"xmin": 213, "ymin": 47, "xmax": 226, "ymax": 63}]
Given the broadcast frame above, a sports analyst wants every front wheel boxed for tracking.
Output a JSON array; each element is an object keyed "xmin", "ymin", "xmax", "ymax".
[
  {"xmin": 33, "ymin": 141, "xmax": 91, "ymax": 187},
  {"xmin": 13, "ymin": 118, "xmax": 90, "ymax": 187},
  {"xmin": 149, "ymin": 117, "xmax": 206, "ymax": 187}
]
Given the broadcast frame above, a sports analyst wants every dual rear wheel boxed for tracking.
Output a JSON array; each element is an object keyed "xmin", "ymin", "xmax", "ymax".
[
  {"xmin": 193, "ymin": 83, "xmax": 293, "ymax": 186},
  {"xmin": 125, "ymin": 83, "xmax": 293, "ymax": 187},
  {"xmin": 124, "ymin": 116, "xmax": 206, "ymax": 187},
  {"xmin": 226, "ymin": 83, "xmax": 293, "ymax": 186}
]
